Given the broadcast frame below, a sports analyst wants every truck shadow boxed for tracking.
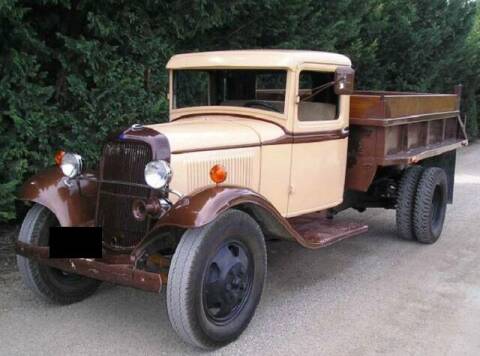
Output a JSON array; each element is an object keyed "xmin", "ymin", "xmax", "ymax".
[{"xmin": 265, "ymin": 213, "xmax": 400, "ymax": 292}]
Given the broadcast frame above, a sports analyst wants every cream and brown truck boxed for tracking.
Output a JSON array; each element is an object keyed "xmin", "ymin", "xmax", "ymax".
[{"xmin": 15, "ymin": 50, "xmax": 468, "ymax": 349}]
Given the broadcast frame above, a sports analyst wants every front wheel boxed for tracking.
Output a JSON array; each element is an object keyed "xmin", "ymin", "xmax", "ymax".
[
  {"xmin": 16, "ymin": 204, "xmax": 101, "ymax": 304},
  {"xmin": 166, "ymin": 209, "xmax": 267, "ymax": 349}
]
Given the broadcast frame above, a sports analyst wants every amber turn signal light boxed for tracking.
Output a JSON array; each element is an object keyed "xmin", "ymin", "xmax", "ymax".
[
  {"xmin": 54, "ymin": 150, "xmax": 65, "ymax": 165},
  {"xmin": 210, "ymin": 164, "xmax": 227, "ymax": 184}
]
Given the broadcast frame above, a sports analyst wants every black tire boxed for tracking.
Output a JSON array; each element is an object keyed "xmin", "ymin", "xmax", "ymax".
[
  {"xmin": 16, "ymin": 204, "xmax": 101, "ymax": 304},
  {"xmin": 167, "ymin": 209, "xmax": 267, "ymax": 349},
  {"xmin": 413, "ymin": 167, "xmax": 448, "ymax": 244},
  {"xmin": 396, "ymin": 165, "xmax": 424, "ymax": 240}
]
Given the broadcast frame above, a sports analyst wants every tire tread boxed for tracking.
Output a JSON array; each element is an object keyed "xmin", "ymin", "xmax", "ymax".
[
  {"xmin": 396, "ymin": 166, "xmax": 424, "ymax": 240},
  {"xmin": 413, "ymin": 167, "xmax": 448, "ymax": 244}
]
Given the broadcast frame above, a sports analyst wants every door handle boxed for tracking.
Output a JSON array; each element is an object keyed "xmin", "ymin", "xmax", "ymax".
[{"xmin": 341, "ymin": 127, "xmax": 350, "ymax": 136}]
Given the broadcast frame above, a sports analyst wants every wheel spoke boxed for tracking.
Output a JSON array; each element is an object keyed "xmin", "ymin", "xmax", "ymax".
[
  {"xmin": 205, "ymin": 280, "xmax": 225, "ymax": 309},
  {"xmin": 235, "ymin": 246, "xmax": 249, "ymax": 269},
  {"xmin": 218, "ymin": 296, "xmax": 236, "ymax": 316},
  {"xmin": 210, "ymin": 246, "xmax": 237, "ymax": 278}
]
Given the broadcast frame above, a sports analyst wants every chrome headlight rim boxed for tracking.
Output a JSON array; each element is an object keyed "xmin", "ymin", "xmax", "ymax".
[
  {"xmin": 144, "ymin": 160, "xmax": 172, "ymax": 190},
  {"xmin": 60, "ymin": 153, "xmax": 83, "ymax": 178}
]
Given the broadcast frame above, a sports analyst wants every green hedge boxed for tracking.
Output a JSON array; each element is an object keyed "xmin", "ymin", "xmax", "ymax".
[{"xmin": 1, "ymin": 0, "xmax": 479, "ymax": 221}]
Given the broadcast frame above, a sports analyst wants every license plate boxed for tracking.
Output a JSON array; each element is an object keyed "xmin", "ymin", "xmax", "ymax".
[{"xmin": 49, "ymin": 227, "xmax": 102, "ymax": 258}]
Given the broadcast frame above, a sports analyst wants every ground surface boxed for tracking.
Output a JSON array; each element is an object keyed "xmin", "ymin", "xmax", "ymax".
[{"xmin": 1, "ymin": 143, "xmax": 479, "ymax": 356}]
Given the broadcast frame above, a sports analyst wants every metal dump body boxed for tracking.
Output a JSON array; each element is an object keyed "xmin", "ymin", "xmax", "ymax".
[{"xmin": 346, "ymin": 89, "xmax": 467, "ymax": 191}]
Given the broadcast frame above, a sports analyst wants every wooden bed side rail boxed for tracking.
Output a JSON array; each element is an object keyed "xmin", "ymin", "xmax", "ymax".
[{"xmin": 350, "ymin": 85, "xmax": 462, "ymax": 121}]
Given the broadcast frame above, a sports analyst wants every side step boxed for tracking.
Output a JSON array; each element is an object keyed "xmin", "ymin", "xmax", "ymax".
[{"xmin": 288, "ymin": 212, "xmax": 368, "ymax": 248}]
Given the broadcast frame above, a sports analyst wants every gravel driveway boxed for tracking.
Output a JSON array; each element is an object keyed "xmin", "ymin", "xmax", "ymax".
[{"xmin": 1, "ymin": 143, "xmax": 479, "ymax": 356}]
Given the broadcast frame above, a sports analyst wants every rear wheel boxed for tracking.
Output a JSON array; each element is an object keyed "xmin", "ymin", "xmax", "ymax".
[
  {"xmin": 166, "ymin": 209, "xmax": 267, "ymax": 349},
  {"xmin": 413, "ymin": 167, "xmax": 448, "ymax": 244},
  {"xmin": 396, "ymin": 165, "xmax": 424, "ymax": 240},
  {"xmin": 16, "ymin": 204, "xmax": 101, "ymax": 304}
]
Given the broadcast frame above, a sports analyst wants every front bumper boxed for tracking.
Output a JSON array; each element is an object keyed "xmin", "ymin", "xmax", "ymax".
[{"xmin": 16, "ymin": 241, "xmax": 166, "ymax": 293}]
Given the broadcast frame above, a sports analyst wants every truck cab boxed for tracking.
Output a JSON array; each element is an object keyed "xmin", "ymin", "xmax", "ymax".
[{"xmin": 155, "ymin": 50, "xmax": 354, "ymax": 216}]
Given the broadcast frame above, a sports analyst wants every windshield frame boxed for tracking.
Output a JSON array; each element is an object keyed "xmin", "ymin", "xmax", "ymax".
[{"xmin": 169, "ymin": 68, "xmax": 293, "ymax": 122}]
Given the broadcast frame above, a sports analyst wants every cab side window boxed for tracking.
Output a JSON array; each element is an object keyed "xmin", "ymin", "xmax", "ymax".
[{"xmin": 298, "ymin": 71, "xmax": 339, "ymax": 121}]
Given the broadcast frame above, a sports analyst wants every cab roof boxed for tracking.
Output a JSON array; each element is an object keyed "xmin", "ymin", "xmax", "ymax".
[{"xmin": 166, "ymin": 49, "xmax": 352, "ymax": 70}]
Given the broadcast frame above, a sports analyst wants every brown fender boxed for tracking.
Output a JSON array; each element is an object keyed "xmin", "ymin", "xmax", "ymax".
[
  {"xmin": 131, "ymin": 185, "xmax": 303, "ymax": 261},
  {"xmin": 154, "ymin": 185, "xmax": 286, "ymax": 228},
  {"xmin": 18, "ymin": 167, "xmax": 97, "ymax": 226}
]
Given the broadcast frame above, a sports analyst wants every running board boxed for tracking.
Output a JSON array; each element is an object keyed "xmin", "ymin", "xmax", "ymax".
[{"xmin": 288, "ymin": 213, "xmax": 368, "ymax": 248}]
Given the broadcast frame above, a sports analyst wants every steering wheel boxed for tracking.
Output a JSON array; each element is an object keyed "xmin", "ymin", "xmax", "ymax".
[{"xmin": 243, "ymin": 101, "xmax": 281, "ymax": 113}]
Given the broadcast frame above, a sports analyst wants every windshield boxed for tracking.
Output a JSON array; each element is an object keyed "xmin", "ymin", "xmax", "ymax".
[{"xmin": 172, "ymin": 69, "xmax": 287, "ymax": 114}]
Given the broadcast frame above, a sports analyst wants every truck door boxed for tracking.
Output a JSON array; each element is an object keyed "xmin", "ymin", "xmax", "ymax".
[{"xmin": 287, "ymin": 65, "xmax": 349, "ymax": 217}]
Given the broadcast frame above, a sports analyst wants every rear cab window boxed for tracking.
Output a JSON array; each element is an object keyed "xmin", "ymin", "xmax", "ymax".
[{"xmin": 298, "ymin": 71, "xmax": 339, "ymax": 122}]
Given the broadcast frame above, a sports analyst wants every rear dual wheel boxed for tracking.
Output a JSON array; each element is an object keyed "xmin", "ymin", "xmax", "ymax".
[
  {"xmin": 396, "ymin": 166, "xmax": 448, "ymax": 244},
  {"xmin": 166, "ymin": 209, "xmax": 267, "ymax": 349},
  {"xmin": 413, "ymin": 167, "xmax": 448, "ymax": 243},
  {"xmin": 396, "ymin": 166, "xmax": 424, "ymax": 240}
]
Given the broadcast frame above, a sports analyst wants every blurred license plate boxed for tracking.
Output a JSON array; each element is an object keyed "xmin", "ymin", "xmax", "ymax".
[{"xmin": 49, "ymin": 227, "xmax": 102, "ymax": 258}]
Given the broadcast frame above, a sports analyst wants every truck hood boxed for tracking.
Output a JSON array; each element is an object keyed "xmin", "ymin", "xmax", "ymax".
[{"xmin": 146, "ymin": 116, "xmax": 286, "ymax": 154}]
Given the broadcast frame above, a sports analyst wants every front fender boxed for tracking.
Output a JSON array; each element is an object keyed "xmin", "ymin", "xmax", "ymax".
[
  {"xmin": 154, "ymin": 185, "xmax": 288, "ymax": 229},
  {"xmin": 18, "ymin": 167, "xmax": 97, "ymax": 226},
  {"xmin": 131, "ymin": 185, "xmax": 299, "ymax": 262}
]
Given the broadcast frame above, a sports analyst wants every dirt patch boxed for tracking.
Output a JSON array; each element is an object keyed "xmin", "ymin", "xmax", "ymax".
[{"xmin": 0, "ymin": 224, "xmax": 19, "ymax": 274}]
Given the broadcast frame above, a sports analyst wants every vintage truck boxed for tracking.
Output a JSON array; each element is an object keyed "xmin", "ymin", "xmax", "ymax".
[{"xmin": 15, "ymin": 50, "xmax": 467, "ymax": 349}]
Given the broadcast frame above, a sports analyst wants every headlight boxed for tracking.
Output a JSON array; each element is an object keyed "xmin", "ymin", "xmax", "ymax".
[
  {"xmin": 60, "ymin": 153, "xmax": 83, "ymax": 178},
  {"xmin": 144, "ymin": 160, "xmax": 172, "ymax": 189}
]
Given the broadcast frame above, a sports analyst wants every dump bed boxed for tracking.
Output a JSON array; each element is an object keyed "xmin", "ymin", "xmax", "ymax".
[{"xmin": 346, "ymin": 88, "xmax": 467, "ymax": 191}]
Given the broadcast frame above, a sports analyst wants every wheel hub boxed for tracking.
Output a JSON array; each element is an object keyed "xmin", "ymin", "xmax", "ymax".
[{"xmin": 203, "ymin": 241, "xmax": 252, "ymax": 323}]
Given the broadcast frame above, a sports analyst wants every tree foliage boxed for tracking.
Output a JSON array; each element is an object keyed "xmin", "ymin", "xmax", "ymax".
[{"xmin": 1, "ymin": 0, "xmax": 479, "ymax": 221}]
